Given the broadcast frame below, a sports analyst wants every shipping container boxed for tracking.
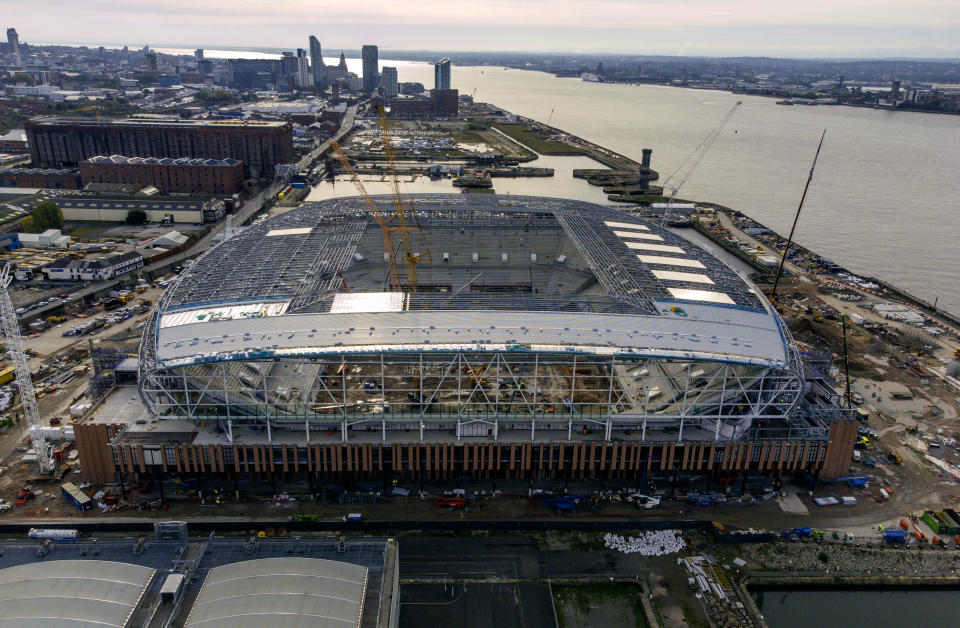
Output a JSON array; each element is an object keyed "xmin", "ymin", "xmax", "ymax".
[{"xmin": 61, "ymin": 482, "xmax": 93, "ymax": 512}]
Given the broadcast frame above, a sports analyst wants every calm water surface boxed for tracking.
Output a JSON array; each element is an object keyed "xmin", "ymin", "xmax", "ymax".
[
  {"xmin": 752, "ymin": 589, "xmax": 960, "ymax": 628},
  {"xmin": 314, "ymin": 62, "xmax": 959, "ymax": 315}
]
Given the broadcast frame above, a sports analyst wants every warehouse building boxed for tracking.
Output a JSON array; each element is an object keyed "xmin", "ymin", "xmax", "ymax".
[
  {"xmin": 79, "ymin": 155, "xmax": 244, "ymax": 195},
  {"xmin": 24, "ymin": 116, "xmax": 293, "ymax": 179},
  {"xmin": 76, "ymin": 195, "xmax": 856, "ymax": 487},
  {"xmin": 54, "ymin": 195, "xmax": 225, "ymax": 224},
  {"xmin": 0, "ymin": 535, "xmax": 398, "ymax": 628}
]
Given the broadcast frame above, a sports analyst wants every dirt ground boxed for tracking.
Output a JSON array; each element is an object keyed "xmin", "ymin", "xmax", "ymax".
[{"xmin": 553, "ymin": 583, "xmax": 649, "ymax": 628}]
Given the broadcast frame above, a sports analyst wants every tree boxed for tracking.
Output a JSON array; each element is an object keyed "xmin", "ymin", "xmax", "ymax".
[
  {"xmin": 23, "ymin": 201, "xmax": 64, "ymax": 233},
  {"xmin": 125, "ymin": 209, "xmax": 147, "ymax": 225}
]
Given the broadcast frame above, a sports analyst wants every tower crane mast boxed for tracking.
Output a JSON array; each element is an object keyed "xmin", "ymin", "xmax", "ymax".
[
  {"xmin": 377, "ymin": 106, "xmax": 430, "ymax": 290},
  {"xmin": 329, "ymin": 141, "xmax": 402, "ymax": 290},
  {"xmin": 0, "ymin": 266, "xmax": 52, "ymax": 473},
  {"xmin": 660, "ymin": 100, "xmax": 741, "ymax": 223}
]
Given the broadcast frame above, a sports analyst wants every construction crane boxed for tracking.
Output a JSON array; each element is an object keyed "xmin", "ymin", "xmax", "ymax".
[
  {"xmin": 377, "ymin": 106, "xmax": 430, "ymax": 290},
  {"xmin": 0, "ymin": 266, "xmax": 52, "ymax": 474},
  {"xmin": 73, "ymin": 105, "xmax": 101, "ymax": 121},
  {"xmin": 329, "ymin": 141, "xmax": 403, "ymax": 290},
  {"xmin": 659, "ymin": 100, "xmax": 741, "ymax": 224}
]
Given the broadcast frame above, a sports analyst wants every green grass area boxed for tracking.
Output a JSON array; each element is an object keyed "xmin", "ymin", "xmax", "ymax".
[
  {"xmin": 491, "ymin": 123, "xmax": 584, "ymax": 155},
  {"xmin": 553, "ymin": 583, "xmax": 648, "ymax": 628},
  {"xmin": 451, "ymin": 130, "xmax": 487, "ymax": 144}
]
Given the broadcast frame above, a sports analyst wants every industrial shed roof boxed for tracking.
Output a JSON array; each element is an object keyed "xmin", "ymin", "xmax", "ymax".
[
  {"xmin": 185, "ymin": 557, "xmax": 368, "ymax": 628},
  {"xmin": 0, "ymin": 559, "xmax": 156, "ymax": 628}
]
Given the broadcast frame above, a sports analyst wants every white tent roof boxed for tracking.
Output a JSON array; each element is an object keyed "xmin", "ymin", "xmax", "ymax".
[
  {"xmin": 0, "ymin": 560, "xmax": 156, "ymax": 627},
  {"xmin": 185, "ymin": 557, "xmax": 368, "ymax": 628}
]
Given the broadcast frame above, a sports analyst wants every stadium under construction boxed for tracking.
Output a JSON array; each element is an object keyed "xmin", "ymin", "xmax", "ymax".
[{"xmin": 76, "ymin": 195, "xmax": 857, "ymax": 485}]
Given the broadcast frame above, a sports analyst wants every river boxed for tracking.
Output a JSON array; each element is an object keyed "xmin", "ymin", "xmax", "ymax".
[
  {"xmin": 752, "ymin": 588, "xmax": 960, "ymax": 628},
  {"xmin": 305, "ymin": 61, "xmax": 959, "ymax": 316}
]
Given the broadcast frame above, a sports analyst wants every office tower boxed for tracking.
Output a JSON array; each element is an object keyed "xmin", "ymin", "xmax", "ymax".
[
  {"xmin": 362, "ymin": 45, "xmax": 379, "ymax": 92},
  {"xmin": 145, "ymin": 51, "xmax": 158, "ymax": 71},
  {"xmin": 194, "ymin": 48, "xmax": 204, "ymax": 61},
  {"xmin": 280, "ymin": 51, "xmax": 298, "ymax": 88},
  {"xmin": 296, "ymin": 48, "xmax": 309, "ymax": 87},
  {"xmin": 381, "ymin": 66, "xmax": 398, "ymax": 99},
  {"xmin": 309, "ymin": 35, "xmax": 324, "ymax": 87},
  {"xmin": 434, "ymin": 58, "xmax": 451, "ymax": 90},
  {"xmin": 7, "ymin": 28, "xmax": 22, "ymax": 65}
]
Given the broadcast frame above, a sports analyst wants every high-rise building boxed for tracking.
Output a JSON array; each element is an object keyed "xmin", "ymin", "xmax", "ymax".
[
  {"xmin": 7, "ymin": 28, "xmax": 21, "ymax": 66},
  {"xmin": 228, "ymin": 58, "xmax": 281, "ymax": 89},
  {"xmin": 280, "ymin": 51, "xmax": 298, "ymax": 89},
  {"xmin": 434, "ymin": 58, "xmax": 451, "ymax": 90},
  {"xmin": 194, "ymin": 48, "xmax": 204, "ymax": 61},
  {"xmin": 308, "ymin": 36, "xmax": 325, "ymax": 87},
  {"xmin": 145, "ymin": 51, "xmax": 158, "ymax": 71},
  {"xmin": 296, "ymin": 48, "xmax": 309, "ymax": 88},
  {"xmin": 381, "ymin": 66, "xmax": 399, "ymax": 99},
  {"xmin": 362, "ymin": 45, "xmax": 379, "ymax": 92}
]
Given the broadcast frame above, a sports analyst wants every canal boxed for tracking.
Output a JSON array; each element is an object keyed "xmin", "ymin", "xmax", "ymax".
[{"xmin": 751, "ymin": 588, "xmax": 960, "ymax": 628}]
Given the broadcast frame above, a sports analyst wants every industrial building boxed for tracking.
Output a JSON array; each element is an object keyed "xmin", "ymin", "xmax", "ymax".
[
  {"xmin": 24, "ymin": 116, "xmax": 294, "ymax": 179},
  {"xmin": 79, "ymin": 155, "xmax": 244, "ymax": 195},
  {"xmin": 0, "ymin": 166, "xmax": 81, "ymax": 189},
  {"xmin": 0, "ymin": 534, "xmax": 398, "ymax": 628},
  {"xmin": 76, "ymin": 195, "xmax": 855, "ymax": 487},
  {"xmin": 53, "ymin": 195, "xmax": 226, "ymax": 224}
]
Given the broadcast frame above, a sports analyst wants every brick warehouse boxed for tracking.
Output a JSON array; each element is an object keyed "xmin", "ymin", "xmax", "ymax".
[
  {"xmin": 79, "ymin": 155, "xmax": 244, "ymax": 195},
  {"xmin": 25, "ymin": 116, "xmax": 294, "ymax": 179}
]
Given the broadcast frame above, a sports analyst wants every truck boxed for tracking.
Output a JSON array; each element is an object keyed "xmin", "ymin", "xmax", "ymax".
[{"xmin": 342, "ymin": 513, "xmax": 363, "ymax": 522}]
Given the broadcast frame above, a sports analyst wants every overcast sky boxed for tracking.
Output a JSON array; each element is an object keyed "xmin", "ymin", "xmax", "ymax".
[{"xmin": 4, "ymin": 0, "xmax": 959, "ymax": 58}]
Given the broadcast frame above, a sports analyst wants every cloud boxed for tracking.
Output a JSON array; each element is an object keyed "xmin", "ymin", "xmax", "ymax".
[{"xmin": 5, "ymin": 0, "xmax": 959, "ymax": 56}]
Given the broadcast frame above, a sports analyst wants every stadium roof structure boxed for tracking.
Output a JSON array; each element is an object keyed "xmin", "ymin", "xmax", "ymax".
[
  {"xmin": 0, "ymin": 560, "xmax": 156, "ymax": 628},
  {"xmin": 137, "ymin": 194, "xmax": 813, "ymax": 438},
  {"xmin": 146, "ymin": 195, "xmax": 788, "ymax": 372},
  {"xmin": 184, "ymin": 557, "xmax": 368, "ymax": 628}
]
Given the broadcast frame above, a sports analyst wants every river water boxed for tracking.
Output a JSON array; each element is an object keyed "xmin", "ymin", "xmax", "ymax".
[
  {"xmin": 309, "ymin": 61, "xmax": 958, "ymax": 316},
  {"xmin": 752, "ymin": 589, "xmax": 960, "ymax": 628}
]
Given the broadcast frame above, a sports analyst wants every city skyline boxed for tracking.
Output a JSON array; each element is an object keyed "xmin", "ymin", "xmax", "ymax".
[{"xmin": 3, "ymin": 0, "xmax": 960, "ymax": 58}]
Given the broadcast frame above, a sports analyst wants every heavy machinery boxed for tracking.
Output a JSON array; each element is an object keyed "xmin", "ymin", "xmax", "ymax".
[
  {"xmin": 0, "ymin": 266, "xmax": 53, "ymax": 474},
  {"xmin": 329, "ymin": 141, "xmax": 403, "ymax": 290},
  {"xmin": 659, "ymin": 100, "xmax": 741, "ymax": 224},
  {"xmin": 377, "ymin": 106, "xmax": 431, "ymax": 289}
]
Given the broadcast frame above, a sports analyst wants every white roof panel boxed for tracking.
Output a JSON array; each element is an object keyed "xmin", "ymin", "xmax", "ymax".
[
  {"xmin": 652, "ymin": 270, "xmax": 715, "ymax": 284},
  {"xmin": 185, "ymin": 557, "xmax": 367, "ymax": 628},
  {"xmin": 624, "ymin": 242, "xmax": 686, "ymax": 253},
  {"xmin": 667, "ymin": 288, "xmax": 736, "ymax": 305},
  {"xmin": 265, "ymin": 227, "xmax": 313, "ymax": 237},
  {"xmin": 0, "ymin": 560, "xmax": 155, "ymax": 628},
  {"xmin": 636, "ymin": 255, "xmax": 706, "ymax": 269},
  {"xmin": 614, "ymin": 231, "xmax": 664, "ymax": 241},
  {"xmin": 330, "ymin": 292, "xmax": 405, "ymax": 314},
  {"xmin": 604, "ymin": 220, "xmax": 649, "ymax": 230},
  {"xmin": 157, "ymin": 307, "xmax": 788, "ymax": 367}
]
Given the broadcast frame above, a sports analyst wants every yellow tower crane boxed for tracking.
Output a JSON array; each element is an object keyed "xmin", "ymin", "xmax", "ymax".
[
  {"xmin": 377, "ymin": 106, "xmax": 431, "ymax": 291},
  {"xmin": 329, "ymin": 141, "xmax": 402, "ymax": 290}
]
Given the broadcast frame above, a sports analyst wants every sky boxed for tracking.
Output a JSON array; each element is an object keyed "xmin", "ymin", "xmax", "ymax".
[{"xmin": 3, "ymin": 0, "xmax": 959, "ymax": 58}]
